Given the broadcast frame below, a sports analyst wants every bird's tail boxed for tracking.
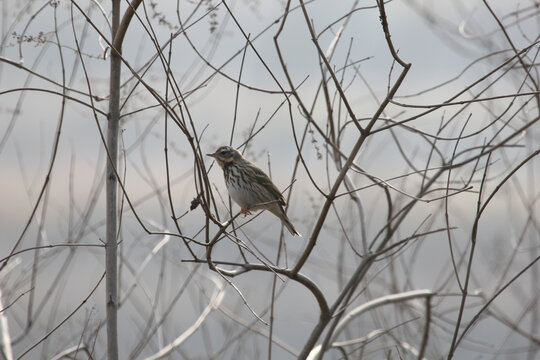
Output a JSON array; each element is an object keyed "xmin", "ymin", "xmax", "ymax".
[
  {"xmin": 282, "ymin": 215, "xmax": 301, "ymax": 237},
  {"xmin": 272, "ymin": 206, "xmax": 301, "ymax": 237}
]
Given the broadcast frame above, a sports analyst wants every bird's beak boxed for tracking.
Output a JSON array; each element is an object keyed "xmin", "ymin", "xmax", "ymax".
[{"xmin": 207, "ymin": 152, "xmax": 216, "ymax": 158}]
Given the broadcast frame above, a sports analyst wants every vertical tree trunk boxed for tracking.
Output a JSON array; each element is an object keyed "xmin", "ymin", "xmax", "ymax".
[{"xmin": 106, "ymin": 0, "xmax": 121, "ymax": 359}]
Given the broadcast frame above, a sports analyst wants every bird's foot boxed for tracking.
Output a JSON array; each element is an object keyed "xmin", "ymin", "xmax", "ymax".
[{"xmin": 241, "ymin": 207, "xmax": 252, "ymax": 217}]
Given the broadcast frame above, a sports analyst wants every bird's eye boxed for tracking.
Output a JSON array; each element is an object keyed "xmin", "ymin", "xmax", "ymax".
[{"xmin": 220, "ymin": 150, "xmax": 227, "ymax": 155}]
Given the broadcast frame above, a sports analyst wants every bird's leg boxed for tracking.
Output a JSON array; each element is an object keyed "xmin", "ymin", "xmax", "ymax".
[{"xmin": 241, "ymin": 206, "xmax": 252, "ymax": 217}]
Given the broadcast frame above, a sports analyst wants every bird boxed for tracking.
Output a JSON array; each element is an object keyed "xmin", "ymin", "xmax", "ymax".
[{"xmin": 207, "ymin": 145, "xmax": 301, "ymax": 236}]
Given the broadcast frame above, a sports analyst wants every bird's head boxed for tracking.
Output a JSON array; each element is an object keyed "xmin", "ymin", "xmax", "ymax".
[{"xmin": 207, "ymin": 146, "xmax": 242, "ymax": 168}]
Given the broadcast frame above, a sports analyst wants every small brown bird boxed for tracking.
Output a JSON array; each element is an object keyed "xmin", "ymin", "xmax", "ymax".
[{"xmin": 207, "ymin": 146, "xmax": 301, "ymax": 236}]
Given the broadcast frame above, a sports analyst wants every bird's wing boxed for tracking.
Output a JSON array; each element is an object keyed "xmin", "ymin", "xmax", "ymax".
[{"xmin": 245, "ymin": 163, "xmax": 287, "ymax": 206}]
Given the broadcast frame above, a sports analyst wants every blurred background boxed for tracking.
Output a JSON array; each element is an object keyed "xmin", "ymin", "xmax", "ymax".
[{"xmin": 0, "ymin": 0, "xmax": 539, "ymax": 359}]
